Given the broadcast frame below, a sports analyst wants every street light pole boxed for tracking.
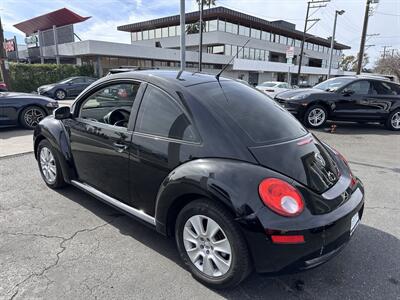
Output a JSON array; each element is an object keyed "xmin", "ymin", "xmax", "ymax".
[
  {"xmin": 180, "ymin": 0, "xmax": 186, "ymax": 71},
  {"xmin": 327, "ymin": 10, "xmax": 345, "ymax": 78}
]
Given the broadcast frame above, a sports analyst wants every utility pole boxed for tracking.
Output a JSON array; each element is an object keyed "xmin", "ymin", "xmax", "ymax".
[
  {"xmin": 297, "ymin": 0, "xmax": 330, "ymax": 84},
  {"xmin": 0, "ymin": 16, "xmax": 12, "ymax": 90},
  {"xmin": 198, "ymin": 0, "xmax": 204, "ymax": 72},
  {"xmin": 180, "ymin": 0, "xmax": 186, "ymax": 71},
  {"xmin": 328, "ymin": 10, "xmax": 345, "ymax": 78},
  {"xmin": 381, "ymin": 45, "xmax": 391, "ymax": 59},
  {"xmin": 356, "ymin": 0, "xmax": 379, "ymax": 74}
]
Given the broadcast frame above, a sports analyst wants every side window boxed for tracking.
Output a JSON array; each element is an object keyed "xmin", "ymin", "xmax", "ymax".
[
  {"xmin": 135, "ymin": 85, "xmax": 197, "ymax": 142},
  {"xmin": 347, "ymin": 80, "xmax": 371, "ymax": 95},
  {"xmin": 373, "ymin": 81, "xmax": 400, "ymax": 95},
  {"xmin": 72, "ymin": 78, "xmax": 85, "ymax": 84},
  {"xmin": 80, "ymin": 82, "xmax": 140, "ymax": 128}
]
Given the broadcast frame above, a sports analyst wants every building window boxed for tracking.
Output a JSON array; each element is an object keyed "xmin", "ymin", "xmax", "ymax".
[
  {"xmin": 250, "ymin": 28, "xmax": 260, "ymax": 39},
  {"xmin": 207, "ymin": 45, "xmax": 225, "ymax": 54},
  {"xmin": 287, "ymin": 37, "xmax": 293, "ymax": 46},
  {"xmin": 208, "ymin": 19, "xmax": 218, "ymax": 31},
  {"xmin": 249, "ymin": 48, "xmax": 255, "ymax": 59},
  {"xmin": 261, "ymin": 31, "xmax": 270, "ymax": 41},
  {"xmin": 254, "ymin": 49, "xmax": 260, "ymax": 60},
  {"xmin": 137, "ymin": 31, "xmax": 142, "ymax": 41},
  {"xmin": 295, "ymin": 39, "xmax": 301, "ymax": 47},
  {"xmin": 131, "ymin": 32, "xmax": 137, "ymax": 42},
  {"xmin": 162, "ymin": 27, "xmax": 169, "ymax": 38},
  {"xmin": 218, "ymin": 20, "xmax": 226, "ymax": 32},
  {"xmin": 148, "ymin": 29, "xmax": 155, "ymax": 39},
  {"xmin": 225, "ymin": 21, "xmax": 237, "ymax": 34},
  {"xmin": 231, "ymin": 45, "xmax": 238, "ymax": 57},
  {"xmin": 280, "ymin": 36, "xmax": 288, "ymax": 45},
  {"xmin": 142, "ymin": 30, "xmax": 149, "ymax": 40},
  {"xmin": 243, "ymin": 47, "xmax": 250, "ymax": 59},
  {"xmin": 155, "ymin": 28, "xmax": 162, "ymax": 38},
  {"xmin": 225, "ymin": 44, "xmax": 232, "ymax": 56},
  {"xmin": 168, "ymin": 26, "xmax": 175, "ymax": 37},
  {"xmin": 238, "ymin": 25, "xmax": 250, "ymax": 37}
]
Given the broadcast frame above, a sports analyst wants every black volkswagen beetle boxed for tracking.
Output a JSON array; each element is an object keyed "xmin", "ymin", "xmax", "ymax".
[
  {"xmin": 275, "ymin": 76, "xmax": 400, "ymax": 130},
  {"xmin": 0, "ymin": 91, "xmax": 58, "ymax": 129},
  {"xmin": 34, "ymin": 71, "xmax": 364, "ymax": 288}
]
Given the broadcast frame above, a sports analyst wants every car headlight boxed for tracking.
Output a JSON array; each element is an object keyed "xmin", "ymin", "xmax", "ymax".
[
  {"xmin": 46, "ymin": 102, "xmax": 59, "ymax": 108},
  {"xmin": 291, "ymin": 94, "xmax": 310, "ymax": 100}
]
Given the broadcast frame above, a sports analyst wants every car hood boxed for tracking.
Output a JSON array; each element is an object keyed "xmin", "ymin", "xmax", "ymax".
[
  {"xmin": 276, "ymin": 88, "xmax": 328, "ymax": 100},
  {"xmin": 1, "ymin": 92, "xmax": 56, "ymax": 102}
]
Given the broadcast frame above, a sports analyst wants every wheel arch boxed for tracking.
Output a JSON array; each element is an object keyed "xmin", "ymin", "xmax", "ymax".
[
  {"xmin": 306, "ymin": 100, "xmax": 332, "ymax": 117},
  {"xmin": 154, "ymin": 158, "xmax": 277, "ymax": 237},
  {"xmin": 33, "ymin": 118, "xmax": 77, "ymax": 183}
]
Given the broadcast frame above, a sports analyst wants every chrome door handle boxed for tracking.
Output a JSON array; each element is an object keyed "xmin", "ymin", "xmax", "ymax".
[{"xmin": 112, "ymin": 142, "xmax": 128, "ymax": 153}]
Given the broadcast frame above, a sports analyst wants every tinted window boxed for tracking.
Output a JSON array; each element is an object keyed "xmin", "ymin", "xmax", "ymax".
[
  {"xmin": 72, "ymin": 78, "xmax": 85, "ymax": 84},
  {"xmin": 190, "ymin": 81, "xmax": 307, "ymax": 144},
  {"xmin": 135, "ymin": 85, "xmax": 197, "ymax": 142},
  {"xmin": 80, "ymin": 83, "xmax": 139, "ymax": 127},
  {"xmin": 347, "ymin": 80, "xmax": 371, "ymax": 95},
  {"xmin": 373, "ymin": 81, "xmax": 400, "ymax": 95}
]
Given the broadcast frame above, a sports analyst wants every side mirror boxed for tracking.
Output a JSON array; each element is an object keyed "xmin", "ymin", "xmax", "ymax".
[
  {"xmin": 54, "ymin": 106, "xmax": 71, "ymax": 120},
  {"xmin": 342, "ymin": 88, "xmax": 355, "ymax": 96}
]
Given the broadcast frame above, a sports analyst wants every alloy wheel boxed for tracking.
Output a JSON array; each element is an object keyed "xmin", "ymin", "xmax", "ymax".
[
  {"xmin": 308, "ymin": 108, "xmax": 326, "ymax": 127},
  {"xmin": 56, "ymin": 90, "xmax": 66, "ymax": 100},
  {"xmin": 24, "ymin": 108, "xmax": 44, "ymax": 128},
  {"xmin": 39, "ymin": 147, "xmax": 57, "ymax": 184},
  {"xmin": 183, "ymin": 215, "xmax": 232, "ymax": 277},
  {"xmin": 391, "ymin": 112, "xmax": 400, "ymax": 129}
]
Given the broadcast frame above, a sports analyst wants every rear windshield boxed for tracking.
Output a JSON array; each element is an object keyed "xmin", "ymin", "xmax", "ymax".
[
  {"xmin": 190, "ymin": 81, "xmax": 308, "ymax": 144},
  {"xmin": 259, "ymin": 82, "xmax": 277, "ymax": 87}
]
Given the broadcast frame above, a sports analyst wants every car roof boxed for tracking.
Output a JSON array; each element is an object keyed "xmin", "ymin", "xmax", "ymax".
[{"xmin": 99, "ymin": 70, "xmax": 230, "ymax": 88}]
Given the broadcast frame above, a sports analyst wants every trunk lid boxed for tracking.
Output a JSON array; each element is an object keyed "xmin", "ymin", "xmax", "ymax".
[{"xmin": 249, "ymin": 135, "xmax": 341, "ymax": 194}]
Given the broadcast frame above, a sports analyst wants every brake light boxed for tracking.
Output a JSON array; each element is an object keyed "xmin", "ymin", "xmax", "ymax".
[
  {"xmin": 259, "ymin": 178, "xmax": 304, "ymax": 217},
  {"xmin": 271, "ymin": 235, "xmax": 305, "ymax": 244}
]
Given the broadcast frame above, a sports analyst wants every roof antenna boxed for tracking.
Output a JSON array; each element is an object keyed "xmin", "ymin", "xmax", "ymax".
[{"xmin": 216, "ymin": 39, "xmax": 250, "ymax": 81}]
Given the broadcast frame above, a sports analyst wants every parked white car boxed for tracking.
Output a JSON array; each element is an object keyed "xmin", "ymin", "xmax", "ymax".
[{"xmin": 256, "ymin": 81, "xmax": 291, "ymax": 97}]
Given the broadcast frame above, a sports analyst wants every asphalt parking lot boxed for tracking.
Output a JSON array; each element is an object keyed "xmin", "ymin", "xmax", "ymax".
[{"xmin": 0, "ymin": 123, "xmax": 399, "ymax": 299}]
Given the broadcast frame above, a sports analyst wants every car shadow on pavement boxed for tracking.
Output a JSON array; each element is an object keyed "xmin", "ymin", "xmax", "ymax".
[
  {"xmin": 0, "ymin": 127, "xmax": 33, "ymax": 139},
  {"xmin": 57, "ymin": 186, "xmax": 400, "ymax": 299},
  {"xmin": 313, "ymin": 121, "xmax": 399, "ymax": 136}
]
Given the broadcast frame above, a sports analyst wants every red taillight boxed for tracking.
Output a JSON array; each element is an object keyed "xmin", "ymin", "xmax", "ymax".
[
  {"xmin": 259, "ymin": 178, "xmax": 304, "ymax": 217},
  {"xmin": 271, "ymin": 235, "xmax": 305, "ymax": 244}
]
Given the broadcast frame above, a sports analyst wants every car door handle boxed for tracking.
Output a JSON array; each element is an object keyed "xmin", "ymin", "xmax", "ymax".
[{"xmin": 112, "ymin": 142, "xmax": 128, "ymax": 153}]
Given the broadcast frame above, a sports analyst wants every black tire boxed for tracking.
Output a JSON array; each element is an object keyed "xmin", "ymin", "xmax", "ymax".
[
  {"xmin": 19, "ymin": 106, "xmax": 47, "ymax": 129},
  {"xmin": 303, "ymin": 105, "xmax": 328, "ymax": 128},
  {"xmin": 175, "ymin": 199, "xmax": 252, "ymax": 289},
  {"xmin": 36, "ymin": 139, "xmax": 66, "ymax": 189},
  {"xmin": 385, "ymin": 109, "xmax": 400, "ymax": 131},
  {"xmin": 54, "ymin": 89, "xmax": 67, "ymax": 100}
]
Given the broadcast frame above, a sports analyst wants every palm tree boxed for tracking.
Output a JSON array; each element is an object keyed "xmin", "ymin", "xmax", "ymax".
[{"xmin": 196, "ymin": 0, "xmax": 216, "ymax": 9}]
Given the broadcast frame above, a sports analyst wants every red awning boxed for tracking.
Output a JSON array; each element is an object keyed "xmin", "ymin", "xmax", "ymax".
[{"xmin": 14, "ymin": 8, "xmax": 91, "ymax": 35}]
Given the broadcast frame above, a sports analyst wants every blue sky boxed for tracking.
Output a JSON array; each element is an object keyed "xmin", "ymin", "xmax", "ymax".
[{"xmin": 1, "ymin": 0, "xmax": 399, "ymax": 67}]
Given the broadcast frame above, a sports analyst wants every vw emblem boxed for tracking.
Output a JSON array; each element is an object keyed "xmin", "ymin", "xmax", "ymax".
[
  {"xmin": 327, "ymin": 171, "xmax": 336, "ymax": 182},
  {"xmin": 314, "ymin": 152, "xmax": 326, "ymax": 167}
]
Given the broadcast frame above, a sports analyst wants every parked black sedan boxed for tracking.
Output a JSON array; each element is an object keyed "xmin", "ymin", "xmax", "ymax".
[
  {"xmin": 275, "ymin": 76, "xmax": 400, "ymax": 130},
  {"xmin": 0, "ymin": 91, "xmax": 58, "ymax": 129},
  {"xmin": 34, "ymin": 71, "xmax": 364, "ymax": 288},
  {"xmin": 37, "ymin": 76, "xmax": 97, "ymax": 100}
]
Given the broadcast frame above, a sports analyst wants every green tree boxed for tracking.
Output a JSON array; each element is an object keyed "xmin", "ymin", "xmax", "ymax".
[{"xmin": 196, "ymin": 0, "xmax": 216, "ymax": 9}]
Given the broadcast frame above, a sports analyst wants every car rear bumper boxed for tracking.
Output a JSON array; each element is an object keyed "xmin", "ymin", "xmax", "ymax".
[{"xmin": 242, "ymin": 185, "xmax": 365, "ymax": 274}]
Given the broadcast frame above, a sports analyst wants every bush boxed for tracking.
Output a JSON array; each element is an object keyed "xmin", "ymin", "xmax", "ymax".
[{"xmin": 9, "ymin": 63, "xmax": 95, "ymax": 92}]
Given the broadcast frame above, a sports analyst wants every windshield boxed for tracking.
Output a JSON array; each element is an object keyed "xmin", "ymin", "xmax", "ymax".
[
  {"xmin": 314, "ymin": 77, "xmax": 354, "ymax": 92},
  {"xmin": 190, "ymin": 81, "xmax": 307, "ymax": 144},
  {"xmin": 57, "ymin": 78, "xmax": 74, "ymax": 84},
  {"xmin": 259, "ymin": 82, "xmax": 277, "ymax": 87}
]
